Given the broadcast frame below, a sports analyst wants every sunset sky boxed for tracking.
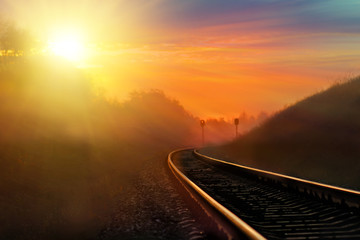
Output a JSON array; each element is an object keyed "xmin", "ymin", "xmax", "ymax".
[{"xmin": 1, "ymin": 0, "xmax": 360, "ymax": 118}]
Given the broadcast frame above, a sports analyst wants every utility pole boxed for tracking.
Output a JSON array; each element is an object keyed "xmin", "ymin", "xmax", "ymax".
[
  {"xmin": 200, "ymin": 119, "xmax": 206, "ymax": 146},
  {"xmin": 234, "ymin": 118, "xmax": 239, "ymax": 138}
]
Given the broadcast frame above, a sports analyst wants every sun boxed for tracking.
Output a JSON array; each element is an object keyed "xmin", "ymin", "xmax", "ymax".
[{"xmin": 49, "ymin": 32, "xmax": 85, "ymax": 62}]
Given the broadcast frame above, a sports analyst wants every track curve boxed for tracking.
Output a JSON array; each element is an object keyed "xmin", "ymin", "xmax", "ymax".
[{"xmin": 169, "ymin": 148, "xmax": 360, "ymax": 240}]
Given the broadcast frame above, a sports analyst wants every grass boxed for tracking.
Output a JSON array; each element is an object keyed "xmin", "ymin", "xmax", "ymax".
[
  {"xmin": 0, "ymin": 56, "xmax": 267, "ymax": 239},
  {"xmin": 202, "ymin": 76, "xmax": 360, "ymax": 190},
  {"xmin": 0, "ymin": 58, "xmax": 197, "ymax": 239}
]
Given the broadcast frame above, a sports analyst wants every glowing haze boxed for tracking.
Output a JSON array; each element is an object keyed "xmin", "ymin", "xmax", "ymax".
[{"xmin": 1, "ymin": 0, "xmax": 360, "ymax": 118}]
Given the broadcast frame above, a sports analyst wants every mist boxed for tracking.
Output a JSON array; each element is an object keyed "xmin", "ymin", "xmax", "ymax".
[{"xmin": 0, "ymin": 57, "xmax": 267, "ymax": 239}]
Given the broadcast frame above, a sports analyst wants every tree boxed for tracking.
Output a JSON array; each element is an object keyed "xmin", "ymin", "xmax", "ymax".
[{"xmin": 0, "ymin": 20, "xmax": 35, "ymax": 61}]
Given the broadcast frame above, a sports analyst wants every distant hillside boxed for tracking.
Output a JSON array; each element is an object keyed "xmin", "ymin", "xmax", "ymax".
[{"xmin": 202, "ymin": 76, "xmax": 360, "ymax": 190}]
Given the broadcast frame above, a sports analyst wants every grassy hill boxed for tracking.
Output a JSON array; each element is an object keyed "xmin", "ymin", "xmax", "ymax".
[{"xmin": 202, "ymin": 76, "xmax": 360, "ymax": 190}]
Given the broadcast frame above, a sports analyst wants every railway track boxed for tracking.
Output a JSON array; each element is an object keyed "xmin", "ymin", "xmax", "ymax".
[{"xmin": 168, "ymin": 148, "xmax": 360, "ymax": 240}]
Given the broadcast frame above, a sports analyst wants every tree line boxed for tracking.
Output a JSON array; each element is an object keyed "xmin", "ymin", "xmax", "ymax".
[{"xmin": 0, "ymin": 20, "xmax": 36, "ymax": 61}]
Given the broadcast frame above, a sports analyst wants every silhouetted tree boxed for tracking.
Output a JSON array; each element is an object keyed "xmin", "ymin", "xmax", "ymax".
[{"xmin": 0, "ymin": 20, "xmax": 35, "ymax": 63}]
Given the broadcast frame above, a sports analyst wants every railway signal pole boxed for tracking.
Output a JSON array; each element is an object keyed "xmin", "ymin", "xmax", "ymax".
[
  {"xmin": 200, "ymin": 119, "xmax": 206, "ymax": 146},
  {"xmin": 234, "ymin": 118, "xmax": 239, "ymax": 138}
]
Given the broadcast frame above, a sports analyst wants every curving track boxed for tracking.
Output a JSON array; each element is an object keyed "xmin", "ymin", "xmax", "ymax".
[{"xmin": 168, "ymin": 148, "xmax": 360, "ymax": 240}]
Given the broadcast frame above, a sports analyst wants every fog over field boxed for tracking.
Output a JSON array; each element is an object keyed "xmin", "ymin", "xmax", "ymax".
[{"xmin": 0, "ymin": 58, "xmax": 268, "ymax": 239}]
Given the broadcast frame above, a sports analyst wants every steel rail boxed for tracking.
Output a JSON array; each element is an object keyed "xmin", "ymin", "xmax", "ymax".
[
  {"xmin": 168, "ymin": 148, "xmax": 266, "ymax": 240},
  {"xmin": 194, "ymin": 149, "xmax": 360, "ymax": 208}
]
